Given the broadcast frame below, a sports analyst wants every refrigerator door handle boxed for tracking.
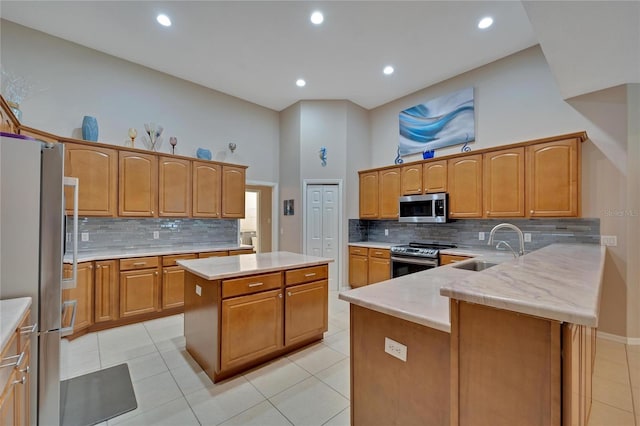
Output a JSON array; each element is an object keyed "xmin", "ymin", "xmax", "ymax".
[
  {"xmin": 62, "ymin": 177, "xmax": 79, "ymax": 290},
  {"xmin": 60, "ymin": 299, "xmax": 78, "ymax": 337}
]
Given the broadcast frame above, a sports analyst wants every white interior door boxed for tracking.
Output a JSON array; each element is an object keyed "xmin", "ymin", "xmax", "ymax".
[{"xmin": 306, "ymin": 184, "xmax": 340, "ymax": 290}]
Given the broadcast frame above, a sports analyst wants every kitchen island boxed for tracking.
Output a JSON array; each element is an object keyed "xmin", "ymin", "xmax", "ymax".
[
  {"xmin": 178, "ymin": 251, "xmax": 333, "ymax": 383},
  {"xmin": 340, "ymin": 243, "xmax": 605, "ymax": 426}
]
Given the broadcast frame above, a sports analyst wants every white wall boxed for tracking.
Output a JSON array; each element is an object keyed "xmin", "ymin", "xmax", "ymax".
[
  {"xmin": 278, "ymin": 102, "xmax": 302, "ymax": 252},
  {"xmin": 627, "ymin": 83, "xmax": 640, "ymax": 340},
  {"xmin": 346, "ymin": 102, "xmax": 371, "ymax": 219},
  {"xmin": 0, "ymin": 20, "xmax": 280, "ymax": 183}
]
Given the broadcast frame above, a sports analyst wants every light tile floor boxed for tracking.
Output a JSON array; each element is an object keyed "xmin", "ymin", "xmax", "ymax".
[{"xmin": 62, "ymin": 291, "xmax": 639, "ymax": 426}]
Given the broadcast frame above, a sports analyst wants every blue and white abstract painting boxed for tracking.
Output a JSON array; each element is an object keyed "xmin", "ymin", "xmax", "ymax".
[{"xmin": 396, "ymin": 87, "xmax": 474, "ymax": 164}]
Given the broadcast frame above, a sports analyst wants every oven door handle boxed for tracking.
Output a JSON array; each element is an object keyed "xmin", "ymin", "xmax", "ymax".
[{"xmin": 391, "ymin": 256, "xmax": 438, "ymax": 267}]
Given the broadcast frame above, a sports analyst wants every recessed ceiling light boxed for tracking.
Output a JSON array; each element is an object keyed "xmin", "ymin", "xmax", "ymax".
[
  {"xmin": 383, "ymin": 66, "xmax": 395, "ymax": 75},
  {"xmin": 296, "ymin": 79, "xmax": 306, "ymax": 87},
  {"xmin": 478, "ymin": 17, "xmax": 493, "ymax": 29},
  {"xmin": 310, "ymin": 11, "xmax": 324, "ymax": 25},
  {"xmin": 157, "ymin": 14, "xmax": 172, "ymax": 27}
]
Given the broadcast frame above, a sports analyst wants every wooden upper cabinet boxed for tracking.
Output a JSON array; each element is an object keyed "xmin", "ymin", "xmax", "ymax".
[
  {"xmin": 401, "ymin": 163, "xmax": 423, "ymax": 195},
  {"xmin": 484, "ymin": 147, "xmax": 525, "ymax": 218},
  {"xmin": 158, "ymin": 156, "xmax": 191, "ymax": 217},
  {"xmin": 527, "ymin": 139, "xmax": 579, "ymax": 217},
  {"xmin": 379, "ymin": 168, "xmax": 400, "ymax": 219},
  {"xmin": 221, "ymin": 165, "xmax": 246, "ymax": 218},
  {"xmin": 359, "ymin": 171, "xmax": 379, "ymax": 218},
  {"xmin": 423, "ymin": 160, "xmax": 448, "ymax": 193},
  {"xmin": 192, "ymin": 161, "xmax": 221, "ymax": 218},
  {"xmin": 118, "ymin": 151, "xmax": 158, "ymax": 217},
  {"xmin": 448, "ymin": 155, "xmax": 483, "ymax": 218},
  {"xmin": 64, "ymin": 143, "xmax": 117, "ymax": 216}
]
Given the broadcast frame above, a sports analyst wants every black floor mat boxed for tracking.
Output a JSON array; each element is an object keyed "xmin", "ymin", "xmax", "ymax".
[{"xmin": 60, "ymin": 363, "xmax": 137, "ymax": 426}]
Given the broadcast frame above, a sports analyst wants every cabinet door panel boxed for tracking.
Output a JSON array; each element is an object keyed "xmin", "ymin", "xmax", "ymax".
[
  {"xmin": 221, "ymin": 289, "xmax": 283, "ymax": 371},
  {"xmin": 527, "ymin": 139, "xmax": 579, "ymax": 217},
  {"xmin": 62, "ymin": 262, "xmax": 94, "ymax": 333},
  {"xmin": 192, "ymin": 162, "xmax": 221, "ymax": 218},
  {"xmin": 95, "ymin": 260, "xmax": 119, "ymax": 323},
  {"xmin": 448, "ymin": 155, "xmax": 483, "ymax": 218},
  {"xmin": 423, "ymin": 160, "xmax": 447, "ymax": 193},
  {"xmin": 368, "ymin": 257, "xmax": 390, "ymax": 284},
  {"xmin": 64, "ymin": 143, "xmax": 117, "ymax": 216},
  {"xmin": 285, "ymin": 280, "xmax": 328, "ymax": 346},
  {"xmin": 379, "ymin": 168, "xmax": 400, "ymax": 219},
  {"xmin": 159, "ymin": 157, "xmax": 191, "ymax": 217},
  {"xmin": 120, "ymin": 269, "xmax": 160, "ymax": 317},
  {"xmin": 359, "ymin": 172, "xmax": 379, "ymax": 218},
  {"xmin": 484, "ymin": 148, "xmax": 525, "ymax": 217},
  {"xmin": 162, "ymin": 266, "xmax": 186, "ymax": 309},
  {"xmin": 401, "ymin": 164, "xmax": 423, "ymax": 195},
  {"xmin": 118, "ymin": 152, "xmax": 158, "ymax": 217},
  {"xmin": 221, "ymin": 166, "xmax": 246, "ymax": 218},
  {"xmin": 349, "ymin": 255, "xmax": 368, "ymax": 288}
]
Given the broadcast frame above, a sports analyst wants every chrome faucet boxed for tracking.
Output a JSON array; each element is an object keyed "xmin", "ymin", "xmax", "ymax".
[
  {"xmin": 495, "ymin": 240, "xmax": 518, "ymax": 259},
  {"xmin": 487, "ymin": 223, "xmax": 525, "ymax": 256}
]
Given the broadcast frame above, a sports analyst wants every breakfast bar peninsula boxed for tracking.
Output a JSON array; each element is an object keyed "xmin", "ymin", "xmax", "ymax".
[{"xmin": 178, "ymin": 251, "xmax": 333, "ymax": 382}]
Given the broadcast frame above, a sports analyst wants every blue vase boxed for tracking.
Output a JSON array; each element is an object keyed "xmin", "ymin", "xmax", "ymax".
[
  {"xmin": 196, "ymin": 148, "xmax": 212, "ymax": 160},
  {"xmin": 82, "ymin": 116, "xmax": 98, "ymax": 141}
]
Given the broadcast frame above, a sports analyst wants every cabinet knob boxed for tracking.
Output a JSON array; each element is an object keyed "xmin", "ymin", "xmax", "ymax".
[
  {"xmin": 154, "ymin": 271, "xmax": 158, "ymax": 276},
  {"xmin": 89, "ymin": 265, "xmax": 93, "ymax": 269},
  {"xmin": 288, "ymin": 291, "xmax": 292, "ymax": 297},
  {"xmin": 151, "ymin": 210, "xmax": 155, "ymax": 215},
  {"xmin": 530, "ymin": 210, "xmax": 534, "ymax": 214},
  {"xmin": 486, "ymin": 211, "xmax": 490, "ymax": 215},
  {"xmin": 163, "ymin": 270, "xmax": 167, "ymax": 275},
  {"xmin": 279, "ymin": 293, "xmax": 283, "ymax": 298},
  {"xmin": 12, "ymin": 376, "xmax": 26, "ymax": 385},
  {"xmin": 96, "ymin": 265, "xmax": 101, "ymax": 270}
]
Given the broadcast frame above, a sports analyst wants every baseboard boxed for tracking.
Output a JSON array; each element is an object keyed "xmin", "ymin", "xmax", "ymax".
[{"xmin": 597, "ymin": 331, "xmax": 640, "ymax": 346}]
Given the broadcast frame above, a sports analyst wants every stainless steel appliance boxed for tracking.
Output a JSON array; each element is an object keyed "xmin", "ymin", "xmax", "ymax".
[
  {"xmin": 0, "ymin": 133, "xmax": 78, "ymax": 426},
  {"xmin": 398, "ymin": 192, "xmax": 448, "ymax": 223},
  {"xmin": 390, "ymin": 241, "xmax": 457, "ymax": 278}
]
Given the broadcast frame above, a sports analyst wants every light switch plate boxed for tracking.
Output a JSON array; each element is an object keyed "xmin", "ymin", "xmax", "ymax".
[
  {"xmin": 385, "ymin": 229, "xmax": 389, "ymax": 236},
  {"xmin": 195, "ymin": 285, "xmax": 202, "ymax": 296},
  {"xmin": 384, "ymin": 337, "xmax": 407, "ymax": 362},
  {"xmin": 524, "ymin": 233, "xmax": 532, "ymax": 242},
  {"xmin": 601, "ymin": 235, "xmax": 617, "ymax": 247},
  {"xmin": 478, "ymin": 232, "xmax": 485, "ymax": 241},
  {"xmin": 153, "ymin": 231, "xmax": 159, "ymax": 239},
  {"xmin": 81, "ymin": 232, "xmax": 89, "ymax": 242}
]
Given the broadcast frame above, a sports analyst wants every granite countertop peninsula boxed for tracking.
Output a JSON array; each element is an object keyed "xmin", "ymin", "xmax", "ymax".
[
  {"xmin": 340, "ymin": 243, "xmax": 605, "ymax": 331},
  {"xmin": 1, "ymin": 297, "xmax": 32, "ymax": 350},
  {"xmin": 178, "ymin": 251, "xmax": 334, "ymax": 281},
  {"xmin": 440, "ymin": 244, "xmax": 606, "ymax": 327},
  {"xmin": 64, "ymin": 244, "xmax": 254, "ymax": 263}
]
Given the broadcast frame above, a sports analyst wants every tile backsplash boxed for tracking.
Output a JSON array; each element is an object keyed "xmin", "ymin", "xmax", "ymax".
[
  {"xmin": 66, "ymin": 217, "xmax": 238, "ymax": 253},
  {"xmin": 349, "ymin": 218, "xmax": 600, "ymax": 252}
]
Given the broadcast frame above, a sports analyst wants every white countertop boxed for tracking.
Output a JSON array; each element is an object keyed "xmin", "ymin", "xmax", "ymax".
[
  {"xmin": 440, "ymin": 244, "xmax": 606, "ymax": 327},
  {"xmin": 0, "ymin": 297, "xmax": 31, "ymax": 350},
  {"xmin": 340, "ymin": 243, "xmax": 605, "ymax": 331},
  {"xmin": 178, "ymin": 251, "xmax": 334, "ymax": 281},
  {"xmin": 64, "ymin": 244, "xmax": 254, "ymax": 263}
]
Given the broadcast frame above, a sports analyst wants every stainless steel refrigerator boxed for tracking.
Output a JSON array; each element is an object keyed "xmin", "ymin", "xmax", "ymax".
[{"xmin": 1, "ymin": 133, "xmax": 78, "ymax": 426}]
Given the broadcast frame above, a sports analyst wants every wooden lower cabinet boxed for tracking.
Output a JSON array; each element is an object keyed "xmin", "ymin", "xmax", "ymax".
[
  {"xmin": 0, "ymin": 309, "xmax": 32, "ymax": 426},
  {"xmin": 198, "ymin": 251, "xmax": 228, "ymax": 258},
  {"xmin": 349, "ymin": 246, "xmax": 390, "ymax": 287},
  {"xmin": 62, "ymin": 262, "xmax": 94, "ymax": 334},
  {"xmin": 349, "ymin": 251, "xmax": 368, "ymax": 288},
  {"xmin": 220, "ymin": 289, "xmax": 283, "ymax": 371},
  {"xmin": 351, "ymin": 305, "xmax": 450, "ymax": 425},
  {"xmin": 285, "ymin": 280, "xmax": 328, "ymax": 346},
  {"xmin": 162, "ymin": 266, "xmax": 187, "ymax": 309},
  {"xmin": 229, "ymin": 249, "xmax": 254, "ymax": 255},
  {"xmin": 120, "ymin": 268, "xmax": 160, "ymax": 318},
  {"xmin": 440, "ymin": 254, "xmax": 471, "ymax": 265},
  {"xmin": 368, "ymin": 249, "xmax": 390, "ymax": 284},
  {"xmin": 94, "ymin": 260, "xmax": 119, "ymax": 323}
]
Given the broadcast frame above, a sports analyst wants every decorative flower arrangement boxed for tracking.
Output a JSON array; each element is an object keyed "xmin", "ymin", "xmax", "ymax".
[
  {"xmin": 1, "ymin": 67, "xmax": 36, "ymax": 120},
  {"xmin": 143, "ymin": 123, "xmax": 164, "ymax": 151}
]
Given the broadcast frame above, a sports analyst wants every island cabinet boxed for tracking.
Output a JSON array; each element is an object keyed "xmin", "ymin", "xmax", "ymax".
[
  {"xmin": 62, "ymin": 262, "xmax": 94, "ymax": 335},
  {"xmin": 118, "ymin": 151, "xmax": 158, "ymax": 217},
  {"xmin": 183, "ymin": 255, "xmax": 330, "ymax": 383},
  {"xmin": 0, "ymin": 308, "xmax": 33, "ymax": 426},
  {"xmin": 448, "ymin": 154, "xmax": 483, "ymax": 218},
  {"xmin": 119, "ymin": 256, "xmax": 160, "ymax": 318},
  {"xmin": 158, "ymin": 156, "xmax": 191, "ymax": 217},
  {"xmin": 64, "ymin": 142, "xmax": 118, "ymax": 216}
]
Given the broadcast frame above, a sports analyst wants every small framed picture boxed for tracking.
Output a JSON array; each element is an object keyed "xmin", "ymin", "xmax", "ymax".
[{"xmin": 284, "ymin": 199, "xmax": 294, "ymax": 216}]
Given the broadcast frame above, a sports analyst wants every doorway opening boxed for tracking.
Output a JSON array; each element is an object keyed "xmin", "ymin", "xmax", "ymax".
[{"xmin": 240, "ymin": 184, "xmax": 275, "ymax": 253}]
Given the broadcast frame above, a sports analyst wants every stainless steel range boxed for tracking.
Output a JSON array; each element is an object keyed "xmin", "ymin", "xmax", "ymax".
[{"xmin": 390, "ymin": 241, "xmax": 457, "ymax": 278}]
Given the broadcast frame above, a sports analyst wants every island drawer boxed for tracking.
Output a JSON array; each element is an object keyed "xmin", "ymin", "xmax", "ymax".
[
  {"xmin": 349, "ymin": 246, "xmax": 368, "ymax": 256},
  {"xmin": 285, "ymin": 265, "xmax": 328, "ymax": 286},
  {"xmin": 163, "ymin": 253, "xmax": 197, "ymax": 267},
  {"xmin": 222, "ymin": 272, "xmax": 283, "ymax": 298},
  {"xmin": 120, "ymin": 256, "xmax": 159, "ymax": 271},
  {"xmin": 369, "ymin": 248, "xmax": 390, "ymax": 259}
]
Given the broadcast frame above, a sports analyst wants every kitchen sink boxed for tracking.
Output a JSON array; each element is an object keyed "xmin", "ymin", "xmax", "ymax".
[{"xmin": 452, "ymin": 260, "xmax": 498, "ymax": 272}]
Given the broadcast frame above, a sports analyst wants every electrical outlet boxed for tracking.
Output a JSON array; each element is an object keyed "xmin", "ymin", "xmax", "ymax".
[
  {"xmin": 81, "ymin": 232, "xmax": 89, "ymax": 242},
  {"xmin": 153, "ymin": 231, "xmax": 159, "ymax": 239},
  {"xmin": 195, "ymin": 285, "xmax": 202, "ymax": 296},
  {"xmin": 385, "ymin": 229, "xmax": 389, "ymax": 236},
  {"xmin": 601, "ymin": 235, "xmax": 617, "ymax": 247},
  {"xmin": 478, "ymin": 232, "xmax": 485, "ymax": 241},
  {"xmin": 524, "ymin": 233, "xmax": 532, "ymax": 242},
  {"xmin": 384, "ymin": 337, "xmax": 407, "ymax": 362}
]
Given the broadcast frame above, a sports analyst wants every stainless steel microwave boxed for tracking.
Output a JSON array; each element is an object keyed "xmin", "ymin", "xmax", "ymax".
[{"xmin": 398, "ymin": 193, "xmax": 448, "ymax": 223}]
